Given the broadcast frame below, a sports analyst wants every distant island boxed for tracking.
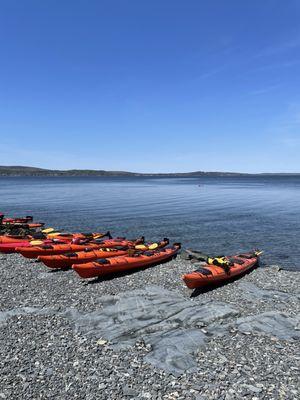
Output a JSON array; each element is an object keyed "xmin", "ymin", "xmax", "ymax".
[{"xmin": 0, "ymin": 166, "xmax": 299, "ymax": 177}]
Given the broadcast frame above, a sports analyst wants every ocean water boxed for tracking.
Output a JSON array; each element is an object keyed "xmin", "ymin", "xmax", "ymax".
[{"xmin": 0, "ymin": 176, "xmax": 299, "ymax": 271}]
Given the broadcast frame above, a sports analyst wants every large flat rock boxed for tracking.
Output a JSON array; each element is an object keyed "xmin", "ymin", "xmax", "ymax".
[
  {"xmin": 235, "ymin": 312, "xmax": 300, "ymax": 340},
  {"xmin": 65, "ymin": 285, "xmax": 239, "ymax": 375},
  {"xmin": 1, "ymin": 285, "xmax": 300, "ymax": 376}
]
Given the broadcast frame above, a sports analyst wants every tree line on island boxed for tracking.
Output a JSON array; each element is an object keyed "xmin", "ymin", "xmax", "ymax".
[{"xmin": 0, "ymin": 166, "xmax": 298, "ymax": 177}]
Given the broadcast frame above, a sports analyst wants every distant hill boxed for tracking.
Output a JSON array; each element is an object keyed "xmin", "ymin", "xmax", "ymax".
[
  {"xmin": 0, "ymin": 166, "xmax": 137, "ymax": 177},
  {"xmin": 0, "ymin": 165, "xmax": 247, "ymax": 177},
  {"xmin": 0, "ymin": 166, "xmax": 298, "ymax": 177}
]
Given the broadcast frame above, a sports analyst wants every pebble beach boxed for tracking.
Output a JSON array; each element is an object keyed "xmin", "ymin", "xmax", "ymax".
[{"xmin": 0, "ymin": 253, "xmax": 299, "ymax": 400}]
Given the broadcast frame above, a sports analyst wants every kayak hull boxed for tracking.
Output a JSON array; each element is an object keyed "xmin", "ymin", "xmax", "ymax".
[
  {"xmin": 0, "ymin": 241, "xmax": 32, "ymax": 254},
  {"xmin": 0, "ymin": 236, "xmax": 31, "ymax": 245}
]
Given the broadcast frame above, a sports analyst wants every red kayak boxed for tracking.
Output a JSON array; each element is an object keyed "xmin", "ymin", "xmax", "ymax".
[
  {"xmin": 1, "ymin": 215, "xmax": 44, "ymax": 228},
  {"xmin": 0, "ymin": 236, "xmax": 32, "ymax": 245},
  {"xmin": 0, "ymin": 241, "xmax": 42, "ymax": 254},
  {"xmin": 38, "ymin": 238, "xmax": 169, "ymax": 269},
  {"xmin": 72, "ymin": 243, "xmax": 181, "ymax": 279},
  {"xmin": 2, "ymin": 222, "xmax": 45, "ymax": 228},
  {"xmin": 16, "ymin": 237, "xmax": 145, "ymax": 259},
  {"xmin": 182, "ymin": 251, "xmax": 261, "ymax": 289},
  {"xmin": 0, "ymin": 238, "xmax": 70, "ymax": 254},
  {"xmin": 0, "ymin": 230, "xmax": 111, "ymax": 246},
  {"xmin": 0, "ymin": 233, "xmax": 126, "ymax": 254},
  {"xmin": 2, "ymin": 215, "xmax": 33, "ymax": 223}
]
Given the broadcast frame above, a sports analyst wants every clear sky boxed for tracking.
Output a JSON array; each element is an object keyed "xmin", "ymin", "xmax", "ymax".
[{"xmin": 0, "ymin": 0, "xmax": 300, "ymax": 173}]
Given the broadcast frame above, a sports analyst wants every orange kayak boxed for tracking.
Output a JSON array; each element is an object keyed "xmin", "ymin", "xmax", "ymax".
[
  {"xmin": 72, "ymin": 243, "xmax": 181, "ymax": 278},
  {"xmin": 0, "ymin": 239, "xmax": 67, "ymax": 254},
  {"xmin": 182, "ymin": 252, "xmax": 259, "ymax": 289},
  {"xmin": 45, "ymin": 231, "xmax": 111, "ymax": 240},
  {"xmin": 2, "ymin": 222, "xmax": 45, "ymax": 228},
  {"xmin": 38, "ymin": 238, "xmax": 169, "ymax": 269},
  {"xmin": 16, "ymin": 237, "xmax": 144, "ymax": 259},
  {"xmin": 0, "ymin": 235, "xmax": 33, "ymax": 244},
  {"xmin": 1, "ymin": 215, "xmax": 44, "ymax": 228},
  {"xmin": 2, "ymin": 215, "xmax": 33, "ymax": 223},
  {"xmin": 16, "ymin": 242, "xmax": 101, "ymax": 258},
  {"xmin": 0, "ymin": 231, "xmax": 110, "ymax": 245}
]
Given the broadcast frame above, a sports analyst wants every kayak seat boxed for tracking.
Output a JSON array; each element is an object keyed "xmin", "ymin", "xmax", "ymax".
[
  {"xmin": 228, "ymin": 258, "xmax": 245, "ymax": 265},
  {"xmin": 143, "ymin": 251, "xmax": 155, "ymax": 256},
  {"xmin": 195, "ymin": 267, "xmax": 213, "ymax": 276},
  {"xmin": 95, "ymin": 258, "xmax": 110, "ymax": 264},
  {"xmin": 113, "ymin": 246, "xmax": 128, "ymax": 250},
  {"xmin": 31, "ymin": 233, "xmax": 46, "ymax": 239},
  {"xmin": 237, "ymin": 253, "xmax": 255, "ymax": 259},
  {"xmin": 42, "ymin": 245, "xmax": 54, "ymax": 249},
  {"xmin": 65, "ymin": 252, "xmax": 78, "ymax": 257}
]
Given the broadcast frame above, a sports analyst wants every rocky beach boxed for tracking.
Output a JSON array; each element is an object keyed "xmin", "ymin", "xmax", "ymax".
[{"xmin": 0, "ymin": 252, "xmax": 299, "ymax": 400}]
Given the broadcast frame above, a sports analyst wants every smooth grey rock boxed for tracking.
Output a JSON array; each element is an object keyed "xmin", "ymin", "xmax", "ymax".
[
  {"xmin": 144, "ymin": 329, "xmax": 207, "ymax": 376},
  {"xmin": 64, "ymin": 285, "xmax": 239, "ymax": 374},
  {"xmin": 235, "ymin": 312, "xmax": 300, "ymax": 340},
  {"xmin": 242, "ymin": 384, "xmax": 262, "ymax": 393},
  {"xmin": 2, "ymin": 285, "xmax": 300, "ymax": 378}
]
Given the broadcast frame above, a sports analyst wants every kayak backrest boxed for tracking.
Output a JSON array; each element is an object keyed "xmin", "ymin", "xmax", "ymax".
[
  {"xmin": 95, "ymin": 258, "xmax": 110, "ymax": 264},
  {"xmin": 228, "ymin": 257, "xmax": 245, "ymax": 265},
  {"xmin": 195, "ymin": 267, "xmax": 213, "ymax": 276},
  {"xmin": 65, "ymin": 252, "xmax": 78, "ymax": 257},
  {"xmin": 41, "ymin": 245, "xmax": 54, "ymax": 249}
]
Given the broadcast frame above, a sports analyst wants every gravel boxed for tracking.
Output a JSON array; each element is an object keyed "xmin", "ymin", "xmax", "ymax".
[{"xmin": 0, "ymin": 252, "xmax": 299, "ymax": 399}]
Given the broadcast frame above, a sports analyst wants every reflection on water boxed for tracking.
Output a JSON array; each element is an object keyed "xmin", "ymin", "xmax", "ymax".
[{"xmin": 0, "ymin": 176, "xmax": 300, "ymax": 270}]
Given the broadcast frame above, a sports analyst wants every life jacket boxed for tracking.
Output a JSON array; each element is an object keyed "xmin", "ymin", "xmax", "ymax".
[
  {"xmin": 207, "ymin": 256, "xmax": 230, "ymax": 267},
  {"xmin": 207, "ymin": 256, "xmax": 232, "ymax": 274}
]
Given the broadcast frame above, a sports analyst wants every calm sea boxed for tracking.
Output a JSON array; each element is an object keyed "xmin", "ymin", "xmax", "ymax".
[{"xmin": 0, "ymin": 176, "xmax": 299, "ymax": 271}]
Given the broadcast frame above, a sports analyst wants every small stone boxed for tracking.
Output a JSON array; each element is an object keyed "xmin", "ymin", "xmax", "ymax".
[
  {"xmin": 141, "ymin": 393, "xmax": 152, "ymax": 399},
  {"xmin": 96, "ymin": 338, "xmax": 108, "ymax": 346},
  {"xmin": 45, "ymin": 368, "xmax": 53, "ymax": 376},
  {"xmin": 123, "ymin": 386, "xmax": 138, "ymax": 397},
  {"xmin": 243, "ymin": 384, "xmax": 262, "ymax": 394},
  {"xmin": 98, "ymin": 383, "xmax": 107, "ymax": 390}
]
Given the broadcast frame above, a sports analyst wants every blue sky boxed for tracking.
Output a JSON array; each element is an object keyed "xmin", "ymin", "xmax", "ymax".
[{"xmin": 0, "ymin": 0, "xmax": 300, "ymax": 173}]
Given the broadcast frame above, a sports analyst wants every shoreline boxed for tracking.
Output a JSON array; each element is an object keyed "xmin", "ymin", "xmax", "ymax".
[{"xmin": 0, "ymin": 253, "xmax": 299, "ymax": 399}]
